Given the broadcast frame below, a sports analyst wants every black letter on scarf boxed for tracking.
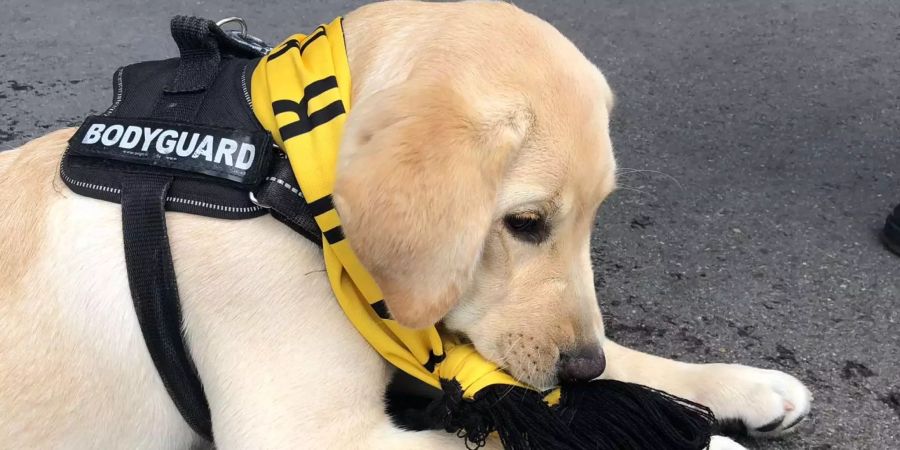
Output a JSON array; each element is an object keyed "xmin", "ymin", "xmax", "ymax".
[{"xmin": 272, "ymin": 76, "xmax": 346, "ymax": 142}]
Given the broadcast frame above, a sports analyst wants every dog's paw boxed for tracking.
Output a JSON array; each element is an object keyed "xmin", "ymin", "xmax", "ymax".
[
  {"xmin": 693, "ymin": 364, "xmax": 812, "ymax": 438},
  {"xmin": 708, "ymin": 435, "xmax": 747, "ymax": 450}
]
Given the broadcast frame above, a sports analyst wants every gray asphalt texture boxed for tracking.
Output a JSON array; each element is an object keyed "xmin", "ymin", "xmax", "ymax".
[{"xmin": 2, "ymin": 0, "xmax": 898, "ymax": 448}]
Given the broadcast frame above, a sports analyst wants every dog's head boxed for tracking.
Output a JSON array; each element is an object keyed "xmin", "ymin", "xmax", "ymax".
[{"xmin": 335, "ymin": 2, "xmax": 615, "ymax": 388}]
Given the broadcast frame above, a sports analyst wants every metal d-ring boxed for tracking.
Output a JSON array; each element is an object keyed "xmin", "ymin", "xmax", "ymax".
[
  {"xmin": 248, "ymin": 191, "xmax": 270, "ymax": 209},
  {"xmin": 216, "ymin": 17, "xmax": 248, "ymax": 36}
]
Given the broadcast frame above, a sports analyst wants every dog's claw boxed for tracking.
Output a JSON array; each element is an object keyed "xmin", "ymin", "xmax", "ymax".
[{"xmin": 754, "ymin": 416, "xmax": 785, "ymax": 433}]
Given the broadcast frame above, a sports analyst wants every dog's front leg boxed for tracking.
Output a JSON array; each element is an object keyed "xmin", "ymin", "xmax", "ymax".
[{"xmin": 600, "ymin": 340, "xmax": 811, "ymax": 440}]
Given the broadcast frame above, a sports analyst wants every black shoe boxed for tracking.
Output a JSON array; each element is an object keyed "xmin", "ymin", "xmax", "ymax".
[{"xmin": 883, "ymin": 203, "xmax": 900, "ymax": 256}]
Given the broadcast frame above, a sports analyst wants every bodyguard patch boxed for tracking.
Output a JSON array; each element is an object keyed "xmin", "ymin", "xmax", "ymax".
[{"xmin": 69, "ymin": 116, "xmax": 273, "ymax": 185}]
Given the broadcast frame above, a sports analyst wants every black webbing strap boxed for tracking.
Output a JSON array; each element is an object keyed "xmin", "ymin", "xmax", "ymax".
[
  {"xmin": 166, "ymin": 16, "xmax": 222, "ymax": 93},
  {"xmin": 253, "ymin": 156, "xmax": 323, "ymax": 245},
  {"xmin": 118, "ymin": 16, "xmax": 224, "ymax": 442},
  {"xmin": 121, "ymin": 173, "xmax": 213, "ymax": 440},
  {"xmin": 153, "ymin": 16, "xmax": 222, "ymax": 122}
]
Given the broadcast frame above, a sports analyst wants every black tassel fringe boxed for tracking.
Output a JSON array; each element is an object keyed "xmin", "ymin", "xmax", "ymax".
[
  {"xmin": 418, "ymin": 379, "xmax": 715, "ymax": 450},
  {"xmin": 555, "ymin": 381, "xmax": 715, "ymax": 450}
]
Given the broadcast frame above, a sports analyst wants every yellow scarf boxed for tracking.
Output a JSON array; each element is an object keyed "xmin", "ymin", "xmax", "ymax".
[{"xmin": 251, "ymin": 17, "xmax": 525, "ymax": 400}]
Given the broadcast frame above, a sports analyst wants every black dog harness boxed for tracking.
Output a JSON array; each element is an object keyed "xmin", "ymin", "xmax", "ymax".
[{"xmin": 62, "ymin": 17, "xmax": 322, "ymax": 440}]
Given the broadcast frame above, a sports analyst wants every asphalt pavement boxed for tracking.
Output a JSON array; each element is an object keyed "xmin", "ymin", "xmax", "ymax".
[{"xmin": 2, "ymin": 0, "xmax": 898, "ymax": 448}]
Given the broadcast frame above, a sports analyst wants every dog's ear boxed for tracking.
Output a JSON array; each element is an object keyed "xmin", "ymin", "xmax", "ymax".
[{"xmin": 334, "ymin": 79, "xmax": 529, "ymax": 328}]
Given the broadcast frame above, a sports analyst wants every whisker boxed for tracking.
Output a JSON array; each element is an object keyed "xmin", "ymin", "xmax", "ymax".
[
  {"xmin": 614, "ymin": 183, "xmax": 657, "ymax": 199},
  {"xmin": 495, "ymin": 383, "xmax": 517, "ymax": 403},
  {"xmin": 615, "ymin": 167, "xmax": 684, "ymax": 190}
]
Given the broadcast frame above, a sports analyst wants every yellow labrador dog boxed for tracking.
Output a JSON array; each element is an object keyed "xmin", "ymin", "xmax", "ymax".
[{"xmin": 0, "ymin": 1, "xmax": 810, "ymax": 449}]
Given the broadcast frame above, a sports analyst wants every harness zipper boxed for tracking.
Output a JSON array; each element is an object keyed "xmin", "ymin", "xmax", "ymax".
[
  {"xmin": 101, "ymin": 67, "xmax": 125, "ymax": 117},
  {"xmin": 241, "ymin": 63, "xmax": 253, "ymax": 109}
]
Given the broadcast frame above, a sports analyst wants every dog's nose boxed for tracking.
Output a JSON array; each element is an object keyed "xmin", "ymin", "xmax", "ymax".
[{"xmin": 557, "ymin": 345, "xmax": 606, "ymax": 383}]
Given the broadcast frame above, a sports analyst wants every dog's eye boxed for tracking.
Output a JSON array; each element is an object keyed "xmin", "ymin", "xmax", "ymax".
[{"xmin": 503, "ymin": 211, "xmax": 549, "ymax": 244}]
